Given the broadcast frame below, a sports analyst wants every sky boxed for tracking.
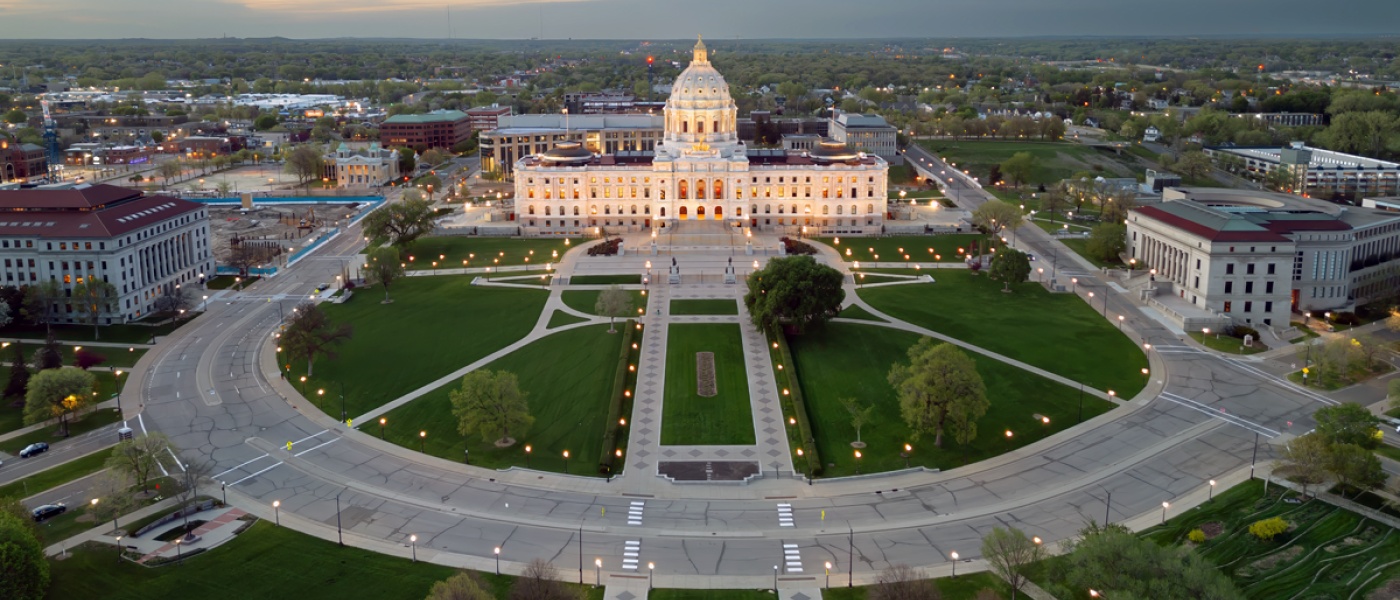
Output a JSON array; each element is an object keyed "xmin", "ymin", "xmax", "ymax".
[{"xmin": 0, "ymin": 0, "xmax": 1397, "ymax": 39}]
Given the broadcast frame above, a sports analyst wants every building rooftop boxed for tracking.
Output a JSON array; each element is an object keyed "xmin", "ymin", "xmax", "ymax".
[
  {"xmin": 487, "ymin": 114, "xmax": 663, "ymax": 134},
  {"xmin": 0, "ymin": 184, "xmax": 203, "ymax": 239},
  {"xmin": 1209, "ymin": 145, "xmax": 1400, "ymax": 171},
  {"xmin": 834, "ymin": 113, "xmax": 894, "ymax": 129},
  {"xmin": 382, "ymin": 110, "xmax": 469, "ymax": 125}
]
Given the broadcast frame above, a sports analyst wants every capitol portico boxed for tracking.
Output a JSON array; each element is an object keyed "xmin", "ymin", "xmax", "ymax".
[{"xmin": 513, "ymin": 37, "xmax": 889, "ymax": 237}]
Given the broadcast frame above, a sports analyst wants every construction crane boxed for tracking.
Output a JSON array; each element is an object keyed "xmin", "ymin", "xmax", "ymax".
[{"xmin": 40, "ymin": 99, "xmax": 60, "ymax": 180}]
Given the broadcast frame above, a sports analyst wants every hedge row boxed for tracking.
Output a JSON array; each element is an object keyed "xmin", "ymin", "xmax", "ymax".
[
  {"xmin": 770, "ymin": 327, "xmax": 822, "ymax": 477},
  {"xmin": 597, "ymin": 319, "xmax": 637, "ymax": 474}
]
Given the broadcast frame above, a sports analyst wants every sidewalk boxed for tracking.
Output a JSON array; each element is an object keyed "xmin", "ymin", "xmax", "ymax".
[
  {"xmin": 133, "ymin": 507, "xmax": 249, "ymax": 564},
  {"xmin": 44, "ymin": 497, "xmax": 178, "ymax": 557},
  {"xmin": 0, "ymin": 398, "xmax": 120, "ymax": 445}
]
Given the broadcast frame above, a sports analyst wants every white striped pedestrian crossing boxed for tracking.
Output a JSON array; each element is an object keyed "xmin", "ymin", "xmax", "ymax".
[
  {"xmin": 622, "ymin": 540, "xmax": 641, "ymax": 570},
  {"xmin": 783, "ymin": 542, "xmax": 803, "ymax": 573},
  {"xmin": 628, "ymin": 500, "xmax": 645, "ymax": 526},
  {"xmin": 777, "ymin": 503, "xmax": 794, "ymax": 527}
]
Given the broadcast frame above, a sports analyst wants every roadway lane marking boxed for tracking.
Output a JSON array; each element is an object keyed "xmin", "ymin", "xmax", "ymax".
[
  {"xmin": 622, "ymin": 540, "xmax": 641, "ymax": 570},
  {"xmin": 228, "ymin": 461, "xmax": 284, "ymax": 486},
  {"xmin": 213, "ymin": 454, "xmax": 273, "ymax": 479},
  {"xmin": 627, "ymin": 500, "xmax": 644, "ymax": 526},
  {"xmin": 294, "ymin": 437, "xmax": 340, "ymax": 457},
  {"xmin": 1158, "ymin": 392, "xmax": 1280, "ymax": 438},
  {"xmin": 1222, "ymin": 358, "xmax": 1339, "ymax": 406},
  {"xmin": 783, "ymin": 542, "xmax": 803, "ymax": 572},
  {"xmin": 777, "ymin": 503, "xmax": 794, "ymax": 527},
  {"xmin": 293, "ymin": 430, "xmax": 330, "ymax": 446}
]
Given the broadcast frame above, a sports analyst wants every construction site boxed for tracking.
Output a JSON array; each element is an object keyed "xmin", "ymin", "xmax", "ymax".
[{"xmin": 208, "ymin": 201, "xmax": 367, "ymax": 268}]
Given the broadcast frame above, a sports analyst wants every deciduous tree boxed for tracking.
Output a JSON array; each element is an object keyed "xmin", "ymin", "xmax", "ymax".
[
  {"xmin": 594, "ymin": 286, "xmax": 633, "ymax": 333},
  {"xmin": 1280, "ymin": 434, "xmax": 1329, "ymax": 496},
  {"xmin": 363, "ymin": 193, "xmax": 437, "ymax": 250},
  {"xmin": 426, "ymin": 572, "xmax": 493, "ymax": 600},
  {"xmin": 365, "ymin": 245, "xmax": 406, "ymax": 304},
  {"xmin": 1327, "ymin": 443, "xmax": 1385, "ymax": 497},
  {"xmin": 21, "ymin": 280, "xmax": 61, "ymax": 335},
  {"xmin": 743, "ymin": 256, "xmax": 844, "ymax": 334},
  {"xmin": 870, "ymin": 564, "xmax": 940, "ymax": 600},
  {"xmin": 0, "ymin": 510, "xmax": 49, "ymax": 600},
  {"xmin": 23, "ymin": 367, "xmax": 96, "ymax": 436},
  {"xmin": 72, "ymin": 276, "xmax": 118, "ymax": 339},
  {"xmin": 989, "ymin": 248, "xmax": 1032, "ymax": 292},
  {"xmin": 1086, "ymin": 223, "xmax": 1127, "ymax": 262},
  {"xmin": 282, "ymin": 302, "xmax": 353, "ymax": 378},
  {"xmin": 1313, "ymin": 402, "xmax": 1380, "ymax": 449},
  {"xmin": 981, "ymin": 526, "xmax": 1046, "ymax": 600},
  {"xmin": 107, "ymin": 432, "xmax": 172, "ymax": 494},
  {"xmin": 888, "ymin": 338, "xmax": 989, "ymax": 448},
  {"xmin": 1176, "ymin": 151, "xmax": 1214, "ymax": 181},
  {"xmin": 1052, "ymin": 522, "xmax": 1242, "ymax": 600},
  {"xmin": 1000, "ymin": 152, "xmax": 1038, "ymax": 188},
  {"xmin": 33, "ymin": 331, "xmax": 62, "ymax": 371},
  {"xmin": 284, "ymin": 144, "xmax": 325, "ymax": 188},
  {"xmin": 4, "ymin": 342, "xmax": 28, "ymax": 401},
  {"xmin": 450, "ymin": 370, "xmax": 532, "ymax": 447},
  {"xmin": 840, "ymin": 396, "xmax": 874, "ymax": 445},
  {"xmin": 509, "ymin": 559, "xmax": 584, "ymax": 600},
  {"xmin": 971, "ymin": 199, "xmax": 1023, "ymax": 239}
]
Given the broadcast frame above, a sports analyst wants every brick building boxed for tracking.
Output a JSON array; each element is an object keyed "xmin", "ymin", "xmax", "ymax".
[{"xmin": 380, "ymin": 110, "xmax": 471, "ymax": 150}]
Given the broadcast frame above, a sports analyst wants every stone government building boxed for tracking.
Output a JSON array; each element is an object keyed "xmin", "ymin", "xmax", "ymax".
[{"xmin": 512, "ymin": 37, "xmax": 889, "ymax": 237}]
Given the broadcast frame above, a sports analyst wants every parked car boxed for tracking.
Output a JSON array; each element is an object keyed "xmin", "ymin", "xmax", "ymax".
[
  {"xmin": 31, "ymin": 504, "xmax": 66, "ymax": 522},
  {"xmin": 19, "ymin": 442, "xmax": 49, "ymax": 458}
]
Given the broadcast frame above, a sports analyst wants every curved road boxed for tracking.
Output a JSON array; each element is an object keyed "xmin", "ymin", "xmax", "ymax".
[{"xmin": 130, "ymin": 165, "xmax": 1333, "ymax": 589}]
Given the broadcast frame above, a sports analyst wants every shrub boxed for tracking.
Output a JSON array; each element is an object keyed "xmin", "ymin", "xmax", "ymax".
[
  {"xmin": 596, "ymin": 320, "xmax": 636, "ymax": 474},
  {"xmin": 1332, "ymin": 312, "xmax": 1361, "ymax": 326},
  {"xmin": 1227, "ymin": 325, "xmax": 1259, "ymax": 339},
  {"xmin": 1188, "ymin": 529, "xmax": 1206, "ymax": 543},
  {"xmin": 587, "ymin": 238, "xmax": 623, "ymax": 256},
  {"xmin": 779, "ymin": 236, "xmax": 817, "ymax": 255},
  {"xmin": 772, "ymin": 328, "xmax": 822, "ymax": 476},
  {"xmin": 1249, "ymin": 517, "xmax": 1288, "ymax": 541}
]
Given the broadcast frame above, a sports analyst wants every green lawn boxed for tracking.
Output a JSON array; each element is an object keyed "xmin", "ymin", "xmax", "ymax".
[
  {"xmin": 290, "ymin": 276, "xmax": 547, "ymax": 417},
  {"xmin": 570, "ymin": 274, "xmax": 641, "ymax": 285},
  {"xmin": 0, "ymin": 322, "xmax": 177, "ymax": 344},
  {"xmin": 1, "ymin": 343, "xmax": 148, "ymax": 370},
  {"xmin": 380, "ymin": 324, "xmax": 624, "ymax": 476},
  {"xmin": 403, "ymin": 236, "xmax": 576, "ymax": 270},
  {"xmin": 661, "ymin": 324, "xmax": 754, "ymax": 445},
  {"xmin": 788, "ymin": 323, "xmax": 1113, "ymax": 476},
  {"xmin": 668, "ymin": 299, "xmax": 738, "ymax": 315},
  {"xmin": 1, "ymin": 406, "xmax": 123, "ymax": 454},
  {"xmin": 1287, "ymin": 362, "xmax": 1394, "ymax": 391},
  {"xmin": 824, "ymin": 572, "xmax": 1005, "ymax": 600},
  {"xmin": 46, "ymin": 520, "xmax": 605, "ymax": 600},
  {"xmin": 205, "ymin": 275, "xmax": 258, "ymax": 290},
  {"xmin": 813, "ymin": 234, "xmax": 984, "ymax": 263},
  {"xmin": 837, "ymin": 304, "xmax": 884, "ymax": 321},
  {"xmin": 920, "ymin": 140, "xmax": 1123, "ymax": 187},
  {"xmin": 547, "ymin": 310, "xmax": 590, "ymax": 328},
  {"xmin": 859, "ymin": 270, "xmax": 1148, "ymax": 397},
  {"xmin": 561, "ymin": 290, "xmax": 645, "ymax": 317},
  {"xmin": 1187, "ymin": 332, "xmax": 1268, "ymax": 355},
  {"xmin": 1128, "ymin": 479, "xmax": 1400, "ymax": 600},
  {"xmin": 0, "ymin": 449, "xmax": 109, "ymax": 501}
]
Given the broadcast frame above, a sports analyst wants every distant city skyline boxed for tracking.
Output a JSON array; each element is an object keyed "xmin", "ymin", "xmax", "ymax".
[{"xmin": 0, "ymin": 0, "xmax": 1397, "ymax": 40}]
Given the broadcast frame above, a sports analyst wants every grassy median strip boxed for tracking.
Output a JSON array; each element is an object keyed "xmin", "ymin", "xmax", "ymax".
[
  {"xmin": 0, "ymin": 449, "xmax": 109, "ymax": 501},
  {"xmin": 0, "ymin": 407, "xmax": 122, "ymax": 454},
  {"xmin": 660, "ymin": 323, "xmax": 754, "ymax": 445}
]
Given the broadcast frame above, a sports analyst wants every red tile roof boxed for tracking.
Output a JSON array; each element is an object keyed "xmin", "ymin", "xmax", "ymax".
[
  {"xmin": 1133, "ymin": 205, "xmax": 1290, "ymax": 242},
  {"xmin": 0, "ymin": 185, "xmax": 203, "ymax": 239},
  {"xmin": 0, "ymin": 184, "xmax": 142, "ymax": 210}
]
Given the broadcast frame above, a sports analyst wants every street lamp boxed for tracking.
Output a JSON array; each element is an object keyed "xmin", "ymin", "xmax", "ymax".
[
  {"xmin": 1209, "ymin": 479, "xmax": 1217, "ymax": 501},
  {"xmin": 410, "ymin": 534, "xmax": 417, "ymax": 562},
  {"xmin": 595, "ymin": 558, "xmax": 602, "ymax": 586},
  {"xmin": 950, "ymin": 551, "xmax": 959, "ymax": 576},
  {"xmin": 825, "ymin": 561, "xmax": 833, "ymax": 588},
  {"xmin": 114, "ymin": 370, "xmax": 124, "ymax": 417},
  {"xmin": 379, "ymin": 417, "xmax": 386, "ymax": 439},
  {"xmin": 525, "ymin": 444, "xmax": 532, "ymax": 468},
  {"xmin": 115, "ymin": 535, "xmax": 123, "ymax": 562},
  {"xmin": 273, "ymin": 500, "xmax": 280, "ymax": 526},
  {"xmin": 563, "ymin": 449, "xmax": 571, "ymax": 474},
  {"xmin": 902, "ymin": 443, "xmax": 912, "ymax": 468},
  {"xmin": 1117, "ymin": 315, "xmax": 1125, "ymax": 330},
  {"xmin": 854, "ymin": 450, "xmax": 862, "ymax": 474},
  {"xmin": 1161, "ymin": 501, "xmax": 1170, "ymax": 524},
  {"xmin": 419, "ymin": 430, "xmax": 426, "ymax": 453},
  {"xmin": 648, "ymin": 562, "xmax": 655, "ymax": 590},
  {"xmin": 494, "ymin": 546, "xmax": 501, "ymax": 574}
]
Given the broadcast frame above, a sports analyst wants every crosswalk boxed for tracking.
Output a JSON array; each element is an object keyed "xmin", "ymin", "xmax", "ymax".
[
  {"xmin": 777, "ymin": 503, "xmax": 794, "ymax": 527},
  {"xmin": 783, "ymin": 543, "xmax": 803, "ymax": 573},
  {"xmin": 627, "ymin": 500, "xmax": 645, "ymax": 526},
  {"xmin": 622, "ymin": 540, "xmax": 642, "ymax": 571}
]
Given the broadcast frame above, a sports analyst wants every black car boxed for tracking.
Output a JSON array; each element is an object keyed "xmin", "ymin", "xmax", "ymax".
[
  {"xmin": 19, "ymin": 442, "xmax": 48, "ymax": 458},
  {"xmin": 32, "ymin": 504, "xmax": 66, "ymax": 522}
]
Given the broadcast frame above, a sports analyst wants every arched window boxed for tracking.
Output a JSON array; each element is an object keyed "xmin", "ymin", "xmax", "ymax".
[
  {"xmin": 836, "ymin": 205, "xmax": 843, "ymax": 215},
  {"xmin": 631, "ymin": 205, "xmax": 638, "ymax": 215},
  {"xmin": 697, "ymin": 179, "xmax": 707, "ymax": 200},
  {"xmin": 850, "ymin": 205, "xmax": 857, "ymax": 215},
  {"xmin": 679, "ymin": 206, "xmax": 688, "ymax": 217},
  {"xmin": 644, "ymin": 205, "xmax": 650, "ymax": 214},
  {"xmin": 735, "ymin": 206, "xmax": 743, "ymax": 216},
  {"xmin": 822, "ymin": 189, "xmax": 829, "ymax": 199},
  {"xmin": 528, "ymin": 189, "xmax": 535, "ymax": 199},
  {"xmin": 867, "ymin": 204, "xmax": 875, "ymax": 214},
  {"xmin": 545, "ymin": 206, "xmax": 552, "ymax": 216},
  {"xmin": 679, "ymin": 180, "xmax": 688, "ymax": 200},
  {"xmin": 604, "ymin": 205, "xmax": 611, "ymax": 215},
  {"xmin": 697, "ymin": 206, "xmax": 706, "ymax": 217},
  {"xmin": 660, "ymin": 190, "xmax": 667, "ymax": 200},
  {"xmin": 697, "ymin": 120, "xmax": 704, "ymax": 134},
  {"xmin": 791, "ymin": 204, "xmax": 797, "ymax": 214},
  {"xmin": 528, "ymin": 205, "xmax": 536, "ymax": 215},
  {"xmin": 573, "ymin": 206, "xmax": 580, "ymax": 216},
  {"xmin": 822, "ymin": 206, "xmax": 829, "ymax": 215},
  {"xmin": 714, "ymin": 180, "xmax": 723, "ymax": 199},
  {"xmin": 764, "ymin": 204, "xmax": 771, "ymax": 213},
  {"xmin": 751, "ymin": 204, "xmax": 758, "ymax": 214}
]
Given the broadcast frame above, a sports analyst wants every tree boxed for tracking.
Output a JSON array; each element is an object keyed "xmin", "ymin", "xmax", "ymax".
[
  {"xmin": 88, "ymin": 471, "xmax": 137, "ymax": 532},
  {"xmin": 971, "ymin": 199, "xmax": 1023, "ymax": 240},
  {"xmin": 420, "ymin": 148, "xmax": 447, "ymax": 166},
  {"xmin": 284, "ymin": 144, "xmax": 325, "ymax": 188},
  {"xmin": 1248, "ymin": 517, "xmax": 1289, "ymax": 541},
  {"xmin": 0, "ymin": 510, "xmax": 49, "ymax": 600},
  {"xmin": 989, "ymin": 248, "xmax": 1032, "ymax": 292},
  {"xmin": 1327, "ymin": 443, "xmax": 1385, "ymax": 497},
  {"xmin": 426, "ymin": 572, "xmax": 493, "ymax": 600},
  {"xmin": 2, "ymin": 108, "xmax": 28, "ymax": 125},
  {"xmin": 594, "ymin": 286, "xmax": 633, "ymax": 333},
  {"xmin": 510, "ymin": 559, "xmax": 585, "ymax": 600},
  {"xmin": 23, "ymin": 367, "xmax": 96, "ymax": 437},
  {"xmin": 363, "ymin": 194, "xmax": 437, "ymax": 249},
  {"xmin": 253, "ymin": 114, "xmax": 279, "ymax": 131},
  {"xmin": 72, "ymin": 276, "xmax": 118, "ymax": 340},
  {"xmin": 107, "ymin": 432, "xmax": 172, "ymax": 494},
  {"xmin": 171, "ymin": 456, "xmax": 213, "ymax": 539},
  {"xmin": 21, "ymin": 280, "xmax": 61, "ymax": 335},
  {"xmin": 0, "ymin": 302, "xmax": 10, "ymax": 329},
  {"xmin": 74, "ymin": 348, "xmax": 107, "ymax": 370},
  {"xmin": 153, "ymin": 288, "xmax": 192, "ymax": 315},
  {"xmin": 365, "ymin": 245, "xmax": 406, "ymax": 304},
  {"xmin": 281, "ymin": 302, "xmax": 353, "ymax": 377},
  {"xmin": 1313, "ymin": 402, "xmax": 1380, "ymax": 449},
  {"xmin": 839, "ymin": 396, "xmax": 874, "ymax": 446},
  {"xmin": 158, "ymin": 159, "xmax": 184, "ymax": 189},
  {"xmin": 1053, "ymin": 522, "xmax": 1242, "ymax": 600},
  {"xmin": 450, "ymin": 370, "xmax": 532, "ymax": 447},
  {"xmin": 981, "ymin": 526, "xmax": 1046, "ymax": 600},
  {"xmin": 744, "ymin": 255, "xmax": 845, "ymax": 334},
  {"xmin": 1280, "ymin": 434, "xmax": 1329, "ymax": 496},
  {"xmin": 33, "ymin": 331, "xmax": 62, "ymax": 371},
  {"xmin": 215, "ymin": 180, "xmax": 234, "ymax": 196},
  {"xmin": 4, "ymin": 342, "xmax": 28, "ymax": 401},
  {"xmin": 397, "ymin": 147, "xmax": 417, "ymax": 174},
  {"xmin": 888, "ymin": 338, "xmax": 989, "ymax": 448},
  {"xmin": 1000, "ymin": 152, "xmax": 1038, "ymax": 188},
  {"xmin": 869, "ymin": 564, "xmax": 940, "ymax": 600},
  {"xmin": 1086, "ymin": 223, "xmax": 1127, "ymax": 263},
  {"xmin": 1041, "ymin": 188, "xmax": 1070, "ymax": 222},
  {"xmin": 1176, "ymin": 151, "xmax": 1214, "ymax": 181}
]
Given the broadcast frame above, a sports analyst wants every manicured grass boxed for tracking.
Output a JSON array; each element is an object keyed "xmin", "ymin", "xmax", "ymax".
[
  {"xmin": 788, "ymin": 323, "xmax": 1113, "ymax": 476},
  {"xmin": 0, "ymin": 449, "xmax": 109, "ymax": 501},
  {"xmin": 570, "ymin": 274, "xmax": 641, "ymax": 285},
  {"xmin": 1287, "ymin": 325, "xmax": 1320, "ymax": 344},
  {"xmin": 837, "ymin": 304, "xmax": 884, "ymax": 321},
  {"xmin": 1060, "ymin": 236, "xmax": 1123, "ymax": 269},
  {"xmin": 1374, "ymin": 444, "xmax": 1400, "ymax": 463},
  {"xmin": 1131, "ymin": 478, "xmax": 1400, "ymax": 599},
  {"xmin": 668, "ymin": 299, "xmax": 738, "ymax": 315},
  {"xmin": 205, "ymin": 275, "xmax": 259, "ymax": 290},
  {"xmin": 814, "ymin": 234, "xmax": 984, "ymax": 263},
  {"xmin": 380, "ymin": 324, "xmax": 624, "ymax": 475},
  {"xmin": 3, "ymin": 344, "xmax": 148, "ymax": 370},
  {"xmin": 1187, "ymin": 332, "xmax": 1268, "ymax": 355},
  {"xmin": 824, "ymin": 572, "xmax": 1005, "ymax": 600},
  {"xmin": 661, "ymin": 324, "xmax": 754, "ymax": 445},
  {"xmin": 561, "ymin": 290, "xmax": 645, "ymax": 316},
  {"xmin": 547, "ymin": 310, "xmax": 590, "ymax": 328},
  {"xmin": 404, "ymin": 236, "xmax": 575, "ymax": 270},
  {"xmin": 860, "ymin": 270, "xmax": 1148, "ymax": 397},
  {"xmin": 1287, "ymin": 362, "xmax": 1394, "ymax": 391},
  {"xmin": 291, "ymin": 276, "xmax": 547, "ymax": 417},
  {"xmin": 0, "ymin": 322, "xmax": 176, "ymax": 344},
  {"xmin": 0, "ymin": 406, "xmax": 123, "ymax": 455},
  {"xmin": 921, "ymin": 140, "xmax": 1120, "ymax": 187}
]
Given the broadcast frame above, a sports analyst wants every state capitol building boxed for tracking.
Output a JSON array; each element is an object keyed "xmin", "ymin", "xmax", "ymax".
[{"xmin": 513, "ymin": 37, "xmax": 889, "ymax": 237}]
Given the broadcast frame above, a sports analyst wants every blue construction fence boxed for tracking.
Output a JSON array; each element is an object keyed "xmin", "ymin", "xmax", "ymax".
[{"xmin": 204, "ymin": 196, "xmax": 386, "ymax": 276}]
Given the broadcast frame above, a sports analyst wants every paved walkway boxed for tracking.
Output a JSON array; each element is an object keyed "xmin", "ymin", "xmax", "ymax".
[{"xmin": 133, "ymin": 507, "xmax": 249, "ymax": 564}]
